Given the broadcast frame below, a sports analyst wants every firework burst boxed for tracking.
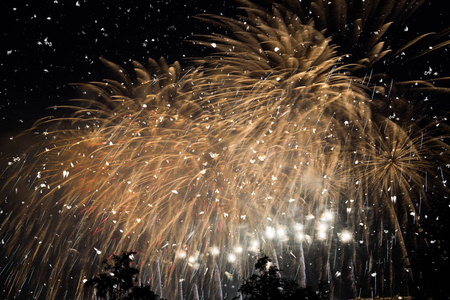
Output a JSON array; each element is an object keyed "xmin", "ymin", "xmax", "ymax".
[{"xmin": 1, "ymin": 1, "xmax": 449, "ymax": 299}]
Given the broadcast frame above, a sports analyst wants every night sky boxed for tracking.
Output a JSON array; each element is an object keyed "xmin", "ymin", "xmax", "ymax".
[
  {"xmin": 1, "ymin": 0, "xmax": 449, "ymax": 139},
  {"xmin": 1, "ymin": 0, "xmax": 240, "ymax": 138}
]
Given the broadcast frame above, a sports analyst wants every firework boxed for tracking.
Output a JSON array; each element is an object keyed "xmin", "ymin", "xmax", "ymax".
[{"xmin": 1, "ymin": 1, "xmax": 449, "ymax": 299}]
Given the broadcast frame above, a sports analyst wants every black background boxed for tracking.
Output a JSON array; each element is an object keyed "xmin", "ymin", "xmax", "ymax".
[
  {"xmin": 1, "ymin": 0, "xmax": 449, "ymax": 138},
  {"xmin": 1, "ymin": 0, "xmax": 237, "ymax": 135}
]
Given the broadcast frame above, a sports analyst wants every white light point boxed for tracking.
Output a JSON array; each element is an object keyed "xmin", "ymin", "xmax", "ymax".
[
  {"xmin": 317, "ymin": 223, "xmax": 327, "ymax": 240},
  {"xmin": 176, "ymin": 250, "xmax": 187, "ymax": 259},
  {"xmin": 188, "ymin": 256, "xmax": 196, "ymax": 264},
  {"xmin": 318, "ymin": 223, "xmax": 327, "ymax": 232},
  {"xmin": 235, "ymin": 246, "xmax": 243, "ymax": 254},
  {"xmin": 322, "ymin": 211, "xmax": 333, "ymax": 222},
  {"xmin": 295, "ymin": 223, "xmax": 304, "ymax": 231},
  {"xmin": 265, "ymin": 227, "xmax": 276, "ymax": 239},
  {"xmin": 249, "ymin": 240, "xmax": 259, "ymax": 252},
  {"xmin": 277, "ymin": 227, "xmax": 286, "ymax": 238},
  {"xmin": 339, "ymin": 230, "xmax": 352, "ymax": 243},
  {"xmin": 228, "ymin": 253, "xmax": 237, "ymax": 262},
  {"xmin": 306, "ymin": 214, "xmax": 315, "ymax": 221},
  {"xmin": 211, "ymin": 247, "xmax": 220, "ymax": 256},
  {"xmin": 317, "ymin": 231, "xmax": 327, "ymax": 241}
]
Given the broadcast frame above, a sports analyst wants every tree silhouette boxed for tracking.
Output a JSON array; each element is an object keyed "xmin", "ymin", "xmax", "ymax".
[
  {"xmin": 235, "ymin": 255, "xmax": 321, "ymax": 300},
  {"xmin": 85, "ymin": 251, "xmax": 163, "ymax": 300},
  {"xmin": 124, "ymin": 284, "xmax": 161, "ymax": 300}
]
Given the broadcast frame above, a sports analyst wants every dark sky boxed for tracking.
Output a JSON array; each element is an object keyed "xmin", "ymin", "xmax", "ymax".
[
  {"xmin": 1, "ymin": 0, "xmax": 449, "ymax": 137},
  {"xmin": 0, "ymin": 0, "xmax": 240, "ymax": 135}
]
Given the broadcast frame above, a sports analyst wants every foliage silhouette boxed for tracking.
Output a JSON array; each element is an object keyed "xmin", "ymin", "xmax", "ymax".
[
  {"xmin": 124, "ymin": 284, "xmax": 161, "ymax": 300},
  {"xmin": 85, "ymin": 251, "xmax": 164, "ymax": 300},
  {"xmin": 235, "ymin": 255, "xmax": 322, "ymax": 300}
]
